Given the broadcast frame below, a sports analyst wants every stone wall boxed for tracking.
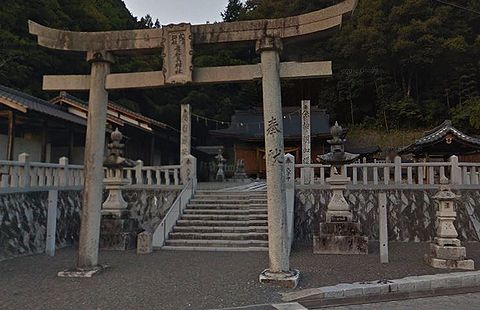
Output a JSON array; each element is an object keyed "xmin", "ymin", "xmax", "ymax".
[
  {"xmin": 0, "ymin": 188, "xmax": 179, "ymax": 261},
  {"xmin": 295, "ymin": 189, "xmax": 480, "ymax": 243},
  {"xmin": 0, "ymin": 190, "xmax": 81, "ymax": 261},
  {"xmin": 123, "ymin": 188, "xmax": 180, "ymax": 233}
]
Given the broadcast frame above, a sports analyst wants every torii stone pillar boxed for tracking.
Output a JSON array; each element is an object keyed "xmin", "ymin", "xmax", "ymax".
[
  {"xmin": 257, "ymin": 36, "xmax": 299, "ymax": 288},
  {"xmin": 78, "ymin": 51, "xmax": 113, "ymax": 270}
]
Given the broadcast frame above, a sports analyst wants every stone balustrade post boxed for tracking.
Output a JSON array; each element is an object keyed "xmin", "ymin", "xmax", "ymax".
[
  {"xmin": 394, "ymin": 156, "xmax": 402, "ymax": 184},
  {"xmin": 450, "ymin": 155, "xmax": 461, "ymax": 185},
  {"xmin": 135, "ymin": 160, "xmax": 144, "ymax": 185},
  {"xmin": 18, "ymin": 153, "xmax": 30, "ymax": 188},
  {"xmin": 181, "ymin": 155, "xmax": 197, "ymax": 186},
  {"xmin": 59, "ymin": 156, "xmax": 69, "ymax": 186}
]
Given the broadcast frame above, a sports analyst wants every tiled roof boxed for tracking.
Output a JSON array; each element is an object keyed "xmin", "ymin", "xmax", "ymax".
[
  {"xmin": 53, "ymin": 92, "xmax": 168, "ymax": 129},
  {"xmin": 415, "ymin": 120, "xmax": 480, "ymax": 146},
  {"xmin": 399, "ymin": 120, "xmax": 480, "ymax": 155},
  {"xmin": 210, "ymin": 108, "xmax": 331, "ymax": 141},
  {"xmin": 0, "ymin": 85, "xmax": 86, "ymax": 126}
]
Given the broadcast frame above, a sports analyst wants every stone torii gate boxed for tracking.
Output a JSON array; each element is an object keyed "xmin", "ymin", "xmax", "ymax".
[{"xmin": 29, "ymin": 0, "xmax": 357, "ymax": 286}]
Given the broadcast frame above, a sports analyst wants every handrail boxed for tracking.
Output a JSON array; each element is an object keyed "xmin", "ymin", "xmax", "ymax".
[{"xmin": 152, "ymin": 178, "xmax": 196, "ymax": 248}]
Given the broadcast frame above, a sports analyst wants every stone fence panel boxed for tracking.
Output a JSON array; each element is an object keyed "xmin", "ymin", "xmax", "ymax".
[{"xmin": 294, "ymin": 189, "xmax": 480, "ymax": 243}]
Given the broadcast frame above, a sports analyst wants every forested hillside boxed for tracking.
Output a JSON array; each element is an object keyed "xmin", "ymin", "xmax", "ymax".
[{"xmin": 1, "ymin": 0, "xmax": 479, "ymax": 133}]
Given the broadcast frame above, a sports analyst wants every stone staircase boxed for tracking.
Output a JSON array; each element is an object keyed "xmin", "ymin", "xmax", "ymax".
[{"xmin": 162, "ymin": 189, "xmax": 269, "ymax": 251}]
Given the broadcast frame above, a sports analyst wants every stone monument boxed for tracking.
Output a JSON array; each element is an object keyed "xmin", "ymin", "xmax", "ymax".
[
  {"xmin": 215, "ymin": 149, "xmax": 227, "ymax": 182},
  {"xmin": 314, "ymin": 122, "xmax": 368, "ymax": 255},
  {"xmin": 99, "ymin": 128, "xmax": 138, "ymax": 251},
  {"xmin": 425, "ymin": 178, "xmax": 474, "ymax": 270}
]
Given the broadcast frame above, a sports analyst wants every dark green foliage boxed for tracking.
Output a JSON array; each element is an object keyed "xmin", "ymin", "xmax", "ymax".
[{"xmin": 1, "ymin": 0, "xmax": 480, "ymax": 134}]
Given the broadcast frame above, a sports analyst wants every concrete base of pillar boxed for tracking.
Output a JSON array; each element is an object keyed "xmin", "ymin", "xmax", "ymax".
[
  {"xmin": 425, "ymin": 255, "xmax": 474, "ymax": 270},
  {"xmin": 313, "ymin": 222, "xmax": 368, "ymax": 255},
  {"xmin": 57, "ymin": 265, "xmax": 109, "ymax": 278},
  {"xmin": 259, "ymin": 269, "xmax": 300, "ymax": 288},
  {"xmin": 100, "ymin": 216, "xmax": 138, "ymax": 250}
]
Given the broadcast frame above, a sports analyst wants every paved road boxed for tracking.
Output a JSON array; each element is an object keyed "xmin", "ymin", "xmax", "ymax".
[
  {"xmin": 1, "ymin": 243, "xmax": 480, "ymax": 309},
  {"xmin": 330, "ymin": 292, "xmax": 480, "ymax": 310}
]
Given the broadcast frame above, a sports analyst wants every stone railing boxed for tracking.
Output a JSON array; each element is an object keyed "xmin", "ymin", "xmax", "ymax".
[
  {"xmin": 0, "ymin": 153, "xmax": 197, "ymax": 192},
  {"xmin": 296, "ymin": 155, "xmax": 480, "ymax": 188},
  {"xmin": 124, "ymin": 160, "xmax": 182, "ymax": 186},
  {"xmin": 0, "ymin": 154, "xmax": 84, "ymax": 192}
]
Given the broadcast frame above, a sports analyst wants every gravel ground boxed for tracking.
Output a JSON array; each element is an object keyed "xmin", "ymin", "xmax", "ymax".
[{"xmin": 1, "ymin": 242, "xmax": 479, "ymax": 310}]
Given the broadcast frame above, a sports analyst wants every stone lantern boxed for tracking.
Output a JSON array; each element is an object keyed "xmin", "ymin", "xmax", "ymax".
[
  {"xmin": 100, "ymin": 128, "xmax": 138, "ymax": 250},
  {"xmin": 215, "ymin": 149, "xmax": 227, "ymax": 182},
  {"xmin": 102, "ymin": 128, "xmax": 136, "ymax": 216},
  {"xmin": 314, "ymin": 122, "xmax": 368, "ymax": 255},
  {"xmin": 425, "ymin": 177, "xmax": 474, "ymax": 270}
]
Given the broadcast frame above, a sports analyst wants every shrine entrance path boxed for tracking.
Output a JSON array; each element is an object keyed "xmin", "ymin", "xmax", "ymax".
[{"xmin": 1, "ymin": 243, "xmax": 479, "ymax": 310}]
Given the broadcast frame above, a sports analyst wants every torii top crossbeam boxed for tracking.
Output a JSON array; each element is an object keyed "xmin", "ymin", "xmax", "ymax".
[
  {"xmin": 29, "ymin": 0, "xmax": 356, "ymax": 52},
  {"xmin": 28, "ymin": 0, "xmax": 356, "ymax": 91}
]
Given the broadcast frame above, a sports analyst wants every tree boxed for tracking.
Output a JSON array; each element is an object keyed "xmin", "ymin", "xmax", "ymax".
[{"xmin": 222, "ymin": 0, "xmax": 244, "ymax": 22}]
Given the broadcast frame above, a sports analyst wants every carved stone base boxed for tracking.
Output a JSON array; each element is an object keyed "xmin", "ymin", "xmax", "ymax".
[
  {"xmin": 429, "ymin": 243, "xmax": 466, "ymax": 260},
  {"xmin": 313, "ymin": 222, "xmax": 368, "ymax": 255},
  {"xmin": 259, "ymin": 269, "xmax": 300, "ymax": 288},
  {"xmin": 57, "ymin": 265, "xmax": 109, "ymax": 278},
  {"xmin": 100, "ymin": 217, "xmax": 138, "ymax": 250},
  {"xmin": 425, "ymin": 255, "xmax": 474, "ymax": 270}
]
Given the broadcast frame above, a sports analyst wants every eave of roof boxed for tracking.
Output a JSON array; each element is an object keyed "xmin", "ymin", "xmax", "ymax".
[
  {"xmin": 399, "ymin": 120, "xmax": 480, "ymax": 155},
  {"xmin": 0, "ymin": 85, "xmax": 86, "ymax": 126},
  {"xmin": 50, "ymin": 92, "xmax": 168, "ymax": 131}
]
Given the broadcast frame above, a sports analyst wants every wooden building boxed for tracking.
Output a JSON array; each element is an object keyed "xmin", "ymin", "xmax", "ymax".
[
  {"xmin": 399, "ymin": 120, "xmax": 480, "ymax": 162},
  {"xmin": 210, "ymin": 107, "xmax": 332, "ymax": 177},
  {"xmin": 0, "ymin": 85, "xmax": 179, "ymax": 165}
]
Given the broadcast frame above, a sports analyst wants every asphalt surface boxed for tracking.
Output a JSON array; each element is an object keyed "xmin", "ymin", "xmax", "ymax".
[
  {"xmin": 1, "ymin": 242, "xmax": 479, "ymax": 310},
  {"xmin": 330, "ymin": 292, "xmax": 480, "ymax": 310}
]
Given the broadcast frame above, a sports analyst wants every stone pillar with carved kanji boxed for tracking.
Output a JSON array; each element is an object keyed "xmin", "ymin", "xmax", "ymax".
[
  {"xmin": 256, "ymin": 35, "xmax": 299, "ymax": 289},
  {"xmin": 301, "ymin": 100, "xmax": 314, "ymax": 185},
  {"xmin": 425, "ymin": 178, "xmax": 474, "ymax": 270},
  {"xmin": 99, "ymin": 128, "xmax": 138, "ymax": 251},
  {"xmin": 180, "ymin": 104, "xmax": 191, "ymax": 160}
]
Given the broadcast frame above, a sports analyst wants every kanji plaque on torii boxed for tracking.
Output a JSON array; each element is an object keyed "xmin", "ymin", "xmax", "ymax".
[{"xmin": 29, "ymin": 0, "xmax": 357, "ymax": 287}]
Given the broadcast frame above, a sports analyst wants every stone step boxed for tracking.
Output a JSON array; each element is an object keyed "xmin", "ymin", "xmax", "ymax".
[
  {"xmin": 195, "ymin": 190, "xmax": 267, "ymax": 195},
  {"xmin": 160, "ymin": 246, "xmax": 268, "ymax": 252},
  {"xmin": 193, "ymin": 193, "xmax": 267, "ymax": 199},
  {"xmin": 187, "ymin": 202, "xmax": 267, "ymax": 209},
  {"xmin": 176, "ymin": 220, "xmax": 268, "ymax": 227},
  {"xmin": 183, "ymin": 209, "xmax": 267, "ymax": 215},
  {"xmin": 173, "ymin": 226, "xmax": 268, "ymax": 233},
  {"xmin": 168, "ymin": 232, "xmax": 268, "ymax": 241},
  {"xmin": 180, "ymin": 214, "xmax": 268, "ymax": 221},
  {"xmin": 188, "ymin": 199, "xmax": 267, "ymax": 205},
  {"xmin": 165, "ymin": 239, "xmax": 268, "ymax": 248}
]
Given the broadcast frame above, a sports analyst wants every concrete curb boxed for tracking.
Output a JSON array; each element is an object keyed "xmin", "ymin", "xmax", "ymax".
[{"xmin": 281, "ymin": 271, "xmax": 480, "ymax": 303}]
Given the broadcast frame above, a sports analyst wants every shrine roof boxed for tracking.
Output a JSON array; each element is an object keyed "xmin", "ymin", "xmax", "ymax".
[
  {"xmin": 399, "ymin": 120, "xmax": 480, "ymax": 156},
  {"xmin": 50, "ymin": 92, "xmax": 170, "ymax": 133},
  {"xmin": 210, "ymin": 107, "xmax": 331, "ymax": 142},
  {"xmin": 0, "ymin": 85, "xmax": 86, "ymax": 126}
]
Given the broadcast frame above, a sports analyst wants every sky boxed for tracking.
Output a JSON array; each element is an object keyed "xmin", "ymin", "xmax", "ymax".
[{"xmin": 123, "ymin": 0, "xmax": 230, "ymax": 25}]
